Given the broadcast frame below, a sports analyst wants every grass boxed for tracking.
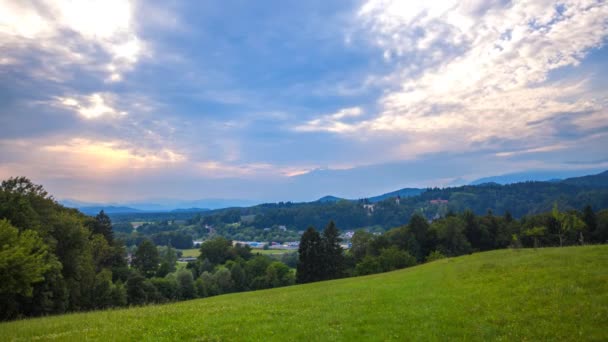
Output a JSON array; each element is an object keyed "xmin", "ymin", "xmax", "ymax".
[
  {"xmin": 2, "ymin": 245, "xmax": 607, "ymax": 341},
  {"xmin": 251, "ymin": 248, "xmax": 295, "ymax": 255},
  {"xmin": 179, "ymin": 248, "xmax": 200, "ymax": 258},
  {"xmin": 179, "ymin": 248, "xmax": 294, "ymax": 258}
]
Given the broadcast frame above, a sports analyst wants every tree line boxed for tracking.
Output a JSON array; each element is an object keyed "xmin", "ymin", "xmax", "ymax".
[{"xmin": 295, "ymin": 206, "xmax": 608, "ymax": 282}]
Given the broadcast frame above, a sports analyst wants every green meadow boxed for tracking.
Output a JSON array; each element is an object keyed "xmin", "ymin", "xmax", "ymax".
[
  {"xmin": 251, "ymin": 248, "xmax": 294, "ymax": 255},
  {"xmin": 2, "ymin": 245, "xmax": 607, "ymax": 341},
  {"xmin": 179, "ymin": 248, "xmax": 200, "ymax": 258}
]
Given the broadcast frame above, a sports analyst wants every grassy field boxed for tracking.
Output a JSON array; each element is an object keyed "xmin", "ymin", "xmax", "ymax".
[
  {"xmin": 179, "ymin": 248, "xmax": 200, "ymax": 258},
  {"xmin": 180, "ymin": 248, "xmax": 294, "ymax": 258},
  {"xmin": 251, "ymin": 248, "xmax": 295, "ymax": 255},
  {"xmin": 2, "ymin": 246, "xmax": 607, "ymax": 341}
]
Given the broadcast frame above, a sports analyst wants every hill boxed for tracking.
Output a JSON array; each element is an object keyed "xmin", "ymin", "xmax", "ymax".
[
  {"xmin": 366, "ymin": 187, "xmax": 424, "ymax": 202},
  {"xmin": 77, "ymin": 206, "xmax": 143, "ymax": 215},
  {"xmin": 2, "ymin": 246, "xmax": 606, "ymax": 341},
  {"xmin": 316, "ymin": 187, "xmax": 424, "ymax": 204},
  {"xmin": 469, "ymin": 168, "xmax": 606, "ymax": 185},
  {"xmin": 188, "ymin": 171, "xmax": 608, "ymax": 231},
  {"xmin": 561, "ymin": 170, "xmax": 608, "ymax": 188},
  {"xmin": 316, "ymin": 195, "xmax": 344, "ymax": 203}
]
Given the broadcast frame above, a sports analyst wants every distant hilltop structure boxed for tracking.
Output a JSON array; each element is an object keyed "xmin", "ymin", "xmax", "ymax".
[{"xmin": 430, "ymin": 198, "xmax": 448, "ymax": 205}]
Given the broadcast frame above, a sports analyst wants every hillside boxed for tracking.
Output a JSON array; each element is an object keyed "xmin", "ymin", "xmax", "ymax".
[
  {"xmin": 2, "ymin": 246, "xmax": 606, "ymax": 341},
  {"xmin": 180, "ymin": 171, "xmax": 608, "ymax": 231},
  {"xmin": 561, "ymin": 170, "xmax": 608, "ymax": 188}
]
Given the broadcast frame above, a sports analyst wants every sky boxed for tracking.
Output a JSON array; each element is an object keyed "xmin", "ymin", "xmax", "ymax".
[{"xmin": 1, "ymin": 0, "xmax": 607, "ymax": 204}]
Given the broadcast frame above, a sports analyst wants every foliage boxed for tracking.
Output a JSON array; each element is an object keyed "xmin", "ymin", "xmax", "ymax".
[
  {"xmin": 296, "ymin": 227, "xmax": 323, "ymax": 284},
  {"xmin": 425, "ymin": 250, "xmax": 446, "ymax": 262},
  {"xmin": 0, "ymin": 219, "xmax": 57, "ymax": 297},
  {"xmin": 132, "ymin": 239, "xmax": 160, "ymax": 278}
]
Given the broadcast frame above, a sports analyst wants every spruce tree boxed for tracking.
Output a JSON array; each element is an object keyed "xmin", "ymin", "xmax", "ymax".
[
  {"xmin": 321, "ymin": 220, "xmax": 344, "ymax": 280},
  {"xmin": 92, "ymin": 210, "xmax": 114, "ymax": 243},
  {"xmin": 296, "ymin": 227, "xmax": 322, "ymax": 284}
]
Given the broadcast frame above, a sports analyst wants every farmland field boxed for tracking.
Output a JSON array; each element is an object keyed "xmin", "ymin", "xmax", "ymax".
[
  {"xmin": 2, "ymin": 246, "xmax": 607, "ymax": 341},
  {"xmin": 251, "ymin": 248, "xmax": 295, "ymax": 255},
  {"xmin": 179, "ymin": 248, "xmax": 200, "ymax": 258}
]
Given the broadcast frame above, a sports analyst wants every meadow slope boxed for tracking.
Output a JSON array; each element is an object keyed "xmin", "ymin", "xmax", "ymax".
[{"xmin": 2, "ymin": 246, "xmax": 607, "ymax": 341}]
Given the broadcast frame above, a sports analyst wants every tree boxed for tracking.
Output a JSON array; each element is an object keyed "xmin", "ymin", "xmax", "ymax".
[
  {"xmin": 213, "ymin": 267, "xmax": 234, "ymax": 294},
  {"xmin": 594, "ymin": 210, "xmax": 608, "ymax": 243},
  {"xmin": 265, "ymin": 262, "xmax": 294, "ymax": 288},
  {"xmin": 582, "ymin": 205, "xmax": 597, "ymax": 241},
  {"xmin": 92, "ymin": 269, "xmax": 114, "ymax": 309},
  {"xmin": 351, "ymin": 230, "xmax": 373, "ymax": 262},
  {"xmin": 91, "ymin": 210, "xmax": 113, "ymax": 243},
  {"xmin": 552, "ymin": 204, "xmax": 586, "ymax": 246},
  {"xmin": 199, "ymin": 237, "xmax": 232, "ymax": 265},
  {"xmin": 432, "ymin": 216, "xmax": 471, "ymax": 256},
  {"xmin": 0, "ymin": 219, "xmax": 57, "ymax": 297},
  {"xmin": 408, "ymin": 213, "xmax": 434, "ymax": 260},
  {"xmin": 157, "ymin": 245, "xmax": 177, "ymax": 277},
  {"xmin": 296, "ymin": 227, "xmax": 323, "ymax": 284},
  {"xmin": 126, "ymin": 272, "xmax": 148, "ymax": 305},
  {"xmin": 230, "ymin": 263, "xmax": 247, "ymax": 291},
  {"xmin": 524, "ymin": 226, "xmax": 547, "ymax": 249},
  {"xmin": 176, "ymin": 269, "xmax": 196, "ymax": 300},
  {"xmin": 321, "ymin": 221, "xmax": 344, "ymax": 280},
  {"xmin": 132, "ymin": 239, "xmax": 160, "ymax": 278},
  {"xmin": 377, "ymin": 246, "xmax": 416, "ymax": 272},
  {"xmin": 355, "ymin": 255, "xmax": 382, "ymax": 276}
]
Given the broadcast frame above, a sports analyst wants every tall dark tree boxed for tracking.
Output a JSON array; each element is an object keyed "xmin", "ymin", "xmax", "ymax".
[
  {"xmin": 321, "ymin": 221, "xmax": 344, "ymax": 280},
  {"xmin": 91, "ymin": 210, "xmax": 113, "ymax": 243},
  {"xmin": 408, "ymin": 213, "xmax": 434, "ymax": 261},
  {"xmin": 132, "ymin": 239, "xmax": 159, "ymax": 278},
  {"xmin": 296, "ymin": 227, "xmax": 323, "ymax": 284},
  {"xmin": 582, "ymin": 205, "xmax": 597, "ymax": 241}
]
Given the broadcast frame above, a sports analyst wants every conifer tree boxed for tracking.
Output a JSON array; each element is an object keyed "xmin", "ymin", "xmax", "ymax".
[
  {"xmin": 321, "ymin": 220, "xmax": 344, "ymax": 280},
  {"xmin": 296, "ymin": 227, "xmax": 323, "ymax": 284},
  {"xmin": 92, "ymin": 210, "xmax": 114, "ymax": 243}
]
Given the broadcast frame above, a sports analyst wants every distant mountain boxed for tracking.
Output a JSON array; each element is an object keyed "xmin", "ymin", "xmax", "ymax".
[
  {"xmin": 170, "ymin": 208, "xmax": 210, "ymax": 213},
  {"xmin": 77, "ymin": 206, "xmax": 143, "ymax": 215},
  {"xmin": 561, "ymin": 170, "xmax": 608, "ymax": 188},
  {"xmin": 470, "ymin": 169, "xmax": 606, "ymax": 185},
  {"xmin": 366, "ymin": 188, "xmax": 425, "ymax": 203},
  {"xmin": 60, "ymin": 198, "xmax": 257, "ymax": 213},
  {"xmin": 316, "ymin": 195, "xmax": 344, "ymax": 203}
]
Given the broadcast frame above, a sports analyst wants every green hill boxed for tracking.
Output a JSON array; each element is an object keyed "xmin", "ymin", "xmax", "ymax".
[{"xmin": 2, "ymin": 246, "xmax": 607, "ymax": 341}]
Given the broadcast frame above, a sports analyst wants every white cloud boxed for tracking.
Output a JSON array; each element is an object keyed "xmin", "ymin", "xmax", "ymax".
[
  {"xmin": 0, "ymin": 0, "xmax": 144, "ymax": 81},
  {"xmin": 302, "ymin": 0, "xmax": 608, "ymax": 159},
  {"xmin": 56, "ymin": 93, "xmax": 127, "ymax": 119},
  {"xmin": 295, "ymin": 106, "xmax": 363, "ymax": 133},
  {"xmin": 197, "ymin": 161, "xmax": 313, "ymax": 179}
]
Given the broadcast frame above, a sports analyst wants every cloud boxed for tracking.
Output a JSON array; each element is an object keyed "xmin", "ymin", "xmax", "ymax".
[
  {"xmin": 197, "ymin": 161, "xmax": 312, "ymax": 179},
  {"xmin": 42, "ymin": 138, "xmax": 185, "ymax": 169},
  {"xmin": 0, "ymin": 0, "xmax": 144, "ymax": 82},
  {"xmin": 0, "ymin": 137, "xmax": 186, "ymax": 181},
  {"xmin": 295, "ymin": 106, "xmax": 363, "ymax": 133},
  {"xmin": 55, "ymin": 93, "xmax": 127, "ymax": 119},
  {"xmin": 300, "ymin": 0, "xmax": 608, "ymax": 159}
]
